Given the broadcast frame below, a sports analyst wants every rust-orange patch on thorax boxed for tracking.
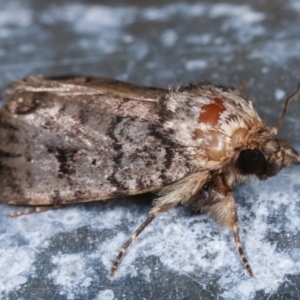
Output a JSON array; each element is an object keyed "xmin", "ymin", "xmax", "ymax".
[{"xmin": 198, "ymin": 97, "xmax": 225, "ymax": 126}]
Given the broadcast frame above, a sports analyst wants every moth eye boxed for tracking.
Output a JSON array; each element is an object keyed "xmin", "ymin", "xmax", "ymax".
[{"xmin": 237, "ymin": 149, "xmax": 266, "ymax": 175}]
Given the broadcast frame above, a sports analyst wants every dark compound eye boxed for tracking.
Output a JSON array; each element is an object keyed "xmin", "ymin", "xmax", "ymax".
[{"xmin": 237, "ymin": 149, "xmax": 266, "ymax": 175}]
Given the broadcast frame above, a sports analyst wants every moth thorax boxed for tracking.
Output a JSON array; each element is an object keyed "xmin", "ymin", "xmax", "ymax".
[
  {"xmin": 231, "ymin": 128, "xmax": 248, "ymax": 148},
  {"xmin": 205, "ymin": 130, "xmax": 226, "ymax": 160}
]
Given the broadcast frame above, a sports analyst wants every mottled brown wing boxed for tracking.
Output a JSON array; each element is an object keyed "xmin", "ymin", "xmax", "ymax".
[{"xmin": 0, "ymin": 76, "xmax": 194, "ymax": 206}]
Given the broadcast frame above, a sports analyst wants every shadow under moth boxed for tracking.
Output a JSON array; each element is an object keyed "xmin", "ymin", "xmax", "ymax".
[{"xmin": 0, "ymin": 75, "xmax": 299, "ymax": 277}]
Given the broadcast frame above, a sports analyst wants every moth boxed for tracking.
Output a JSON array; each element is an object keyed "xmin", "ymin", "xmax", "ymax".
[{"xmin": 0, "ymin": 75, "xmax": 299, "ymax": 277}]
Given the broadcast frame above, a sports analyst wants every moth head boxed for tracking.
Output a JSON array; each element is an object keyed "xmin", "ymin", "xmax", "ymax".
[{"xmin": 236, "ymin": 84, "xmax": 300, "ymax": 180}]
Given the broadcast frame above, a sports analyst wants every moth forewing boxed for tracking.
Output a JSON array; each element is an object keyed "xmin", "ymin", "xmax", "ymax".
[
  {"xmin": 0, "ymin": 76, "xmax": 299, "ymax": 278},
  {"xmin": 0, "ymin": 76, "xmax": 198, "ymax": 206}
]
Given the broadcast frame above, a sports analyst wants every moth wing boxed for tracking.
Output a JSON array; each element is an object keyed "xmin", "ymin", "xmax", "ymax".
[{"xmin": 0, "ymin": 77, "xmax": 198, "ymax": 206}]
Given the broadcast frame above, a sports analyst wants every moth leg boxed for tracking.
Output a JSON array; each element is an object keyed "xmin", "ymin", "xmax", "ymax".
[
  {"xmin": 10, "ymin": 205, "xmax": 64, "ymax": 217},
  {"xmin": 202, "ymin": 177, "xmax": 254, "ymax": 277},
  {"xmin": 110, "ymin": 213, "xmax": 157, "ymax": 276},
  {"xmin": 232, "ymin": 223, "xmax": 253, "ymax": 277}
]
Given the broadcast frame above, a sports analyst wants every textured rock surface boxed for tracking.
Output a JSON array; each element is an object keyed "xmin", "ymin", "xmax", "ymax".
[{"xmin": 1, "ymin": 0, "xmax": 300, "ymax": 299}]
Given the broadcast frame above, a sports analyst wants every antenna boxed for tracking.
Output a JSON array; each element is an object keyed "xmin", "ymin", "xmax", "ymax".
[{"xmin": 275, "ymin": 83, "xmax": 300, "ymax": 130}]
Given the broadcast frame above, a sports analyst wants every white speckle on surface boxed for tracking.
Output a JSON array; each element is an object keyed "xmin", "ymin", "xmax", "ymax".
[
  {"xmin": 213, "ymin": 37, "xmax": 225, "ymax": 45},
  {"xmin": 142, "ymin": 3, "xmax": 206, "ymax": 21},
  {"xmin": 186, "ymin": 34, "xmax": 212, "ymax": 45},
  {"xmin": 38, "ymin": 4, "xmax": 138, "ymax": 54},
  {"xmin": 0, "ymin": 248, "xmax": 35, "ymax": 293},
  {"xmin": 209, "ymin": 4, "xmax": 265, "ymax": 43},
  {"xmin": 185, "ymin": 60, "xmax": 208, "ymax": 71},
  {"xmin": 274, "ymin": 88, "xmax": 286, "ymax": 101},
  {"xmin": 142, "ymin": 5, "xmax": 174, "ymax": 21},
  {"xmin": 0, "ymin": 3, "xmax": 32, "ymax": 28},
  {"xmin": 289, "ymin": 0, "xmax": 300, "ymax": 11},
  {"xmin": 50, "ymin": 254, "xmax": 87, "ymax": 286},
  {"xmin": 0, "ymin": 1, "xmax": 33, "ymax": 44},
  {"xmin": 97, "ymin": 289, "xmax": 114, "ymax": 300},
  {"xmin": 141, "ymin": 267, "xmax": 151, "ymax": 281},
  {"xmin": 209, "ymin": 4, "xmax": 264, "ymax": 23},
  {"xmin": 161, "ymin": 29, "xmax": 178, "ymax": 47},
  {"xmin": 249, "ymin": 41, "xmax": 300, "ymax": 64},
  {"xmin": 49, "ymin": 253, "xmax": 93, "ymax": 298},
  {"xmin": 40, "ymin": 4, "xmax": 136, "ymax": 30},
  {"xmin": 19, "ymin": 44, "xmax": 35, "ymax": 54}
]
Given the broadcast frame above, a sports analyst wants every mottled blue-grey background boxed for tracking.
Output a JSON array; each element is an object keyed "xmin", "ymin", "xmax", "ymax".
[{"xmin": 1, "ymin": 1, "xmax": 300, "ymax": 299}]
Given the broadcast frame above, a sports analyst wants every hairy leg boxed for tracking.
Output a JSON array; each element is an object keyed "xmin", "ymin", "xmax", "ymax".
[{"xmin": 203, "ymin": 177, "xmax": 254, "ymax": 277}]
